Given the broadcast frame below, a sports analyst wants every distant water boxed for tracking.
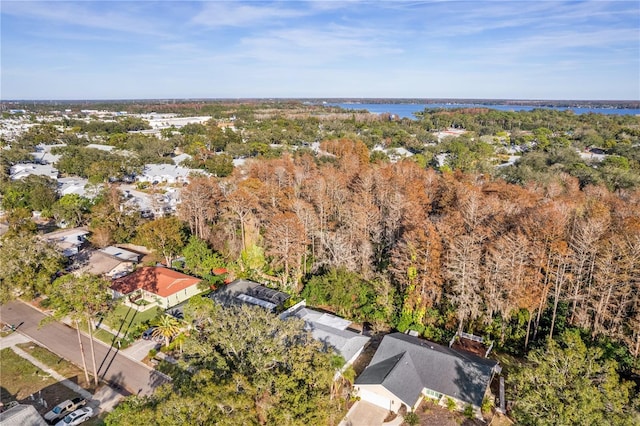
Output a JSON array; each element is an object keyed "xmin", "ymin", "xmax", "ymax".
[{"xmin": 330, "ymin": 103, "xmax": 640, "ymax": 119}]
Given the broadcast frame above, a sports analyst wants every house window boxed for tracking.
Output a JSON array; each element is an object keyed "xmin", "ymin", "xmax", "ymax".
[{"xmin": 423, "ymin": 388, "xmax": 442, "ymax": 400}]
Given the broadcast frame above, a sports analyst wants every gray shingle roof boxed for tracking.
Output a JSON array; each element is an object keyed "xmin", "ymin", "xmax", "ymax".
[
  {"xmin": 356, "ymin": 332, "xmax": 498, "ymax": 407},
  {"xmin": 290, "ymin": 307, "xmax": 370, "ymax": 364}
]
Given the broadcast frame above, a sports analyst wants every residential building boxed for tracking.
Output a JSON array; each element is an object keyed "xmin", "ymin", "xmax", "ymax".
[
  {"xmin": 110, "ymin": 266, "xmax": 203, "ymax": 310},
  {"xmin": 74, "ymin": 246, "xmax": 140, "ymax": 279},
  {"xmin": 210, "ymin": 279, "xmax": 290, "ymax": 312},
  {"xmin": 283, "ymin": 302, "xmax": 369, "ymax": 367},
  {"xmin": 137, "ymin": 164, "xmax": 204, "ymax": 184},
  {"xmin": 41, "ymin": 227, "xmax": 89, "ymax": 257},
  {"xmin": 9, "ymin": 163, "xmax": 58, "ymax": 180},
  {"xmin": 0, "ymin": 403, "xmax": 47, "ymax": 426},
  {"xmin": 354, "ymin": 332, "xmax": 499, "ymax": 415}
]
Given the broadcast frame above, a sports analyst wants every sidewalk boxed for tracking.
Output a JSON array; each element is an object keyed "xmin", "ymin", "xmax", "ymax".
[
  {"xmin": 0, "ymin": 331, "xmax": 92, "ymax": 400},
  {"xmin": 0, "ymin": 327, "xmax": 126, "ymax": 415}
]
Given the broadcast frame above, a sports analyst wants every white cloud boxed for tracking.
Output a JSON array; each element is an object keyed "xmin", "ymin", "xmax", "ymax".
[
  {"xmin": 191, "ymin": 1, "xmax": 307, "ymax": 28},
  {"xmin": 1, "ymin": 1, "xmax": 168, "ymax": 37}
]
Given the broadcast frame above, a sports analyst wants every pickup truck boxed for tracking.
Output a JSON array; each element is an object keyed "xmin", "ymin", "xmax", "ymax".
[{"xmin": 43, "ymin": 397, "xmax": 86, "ymax": 423}]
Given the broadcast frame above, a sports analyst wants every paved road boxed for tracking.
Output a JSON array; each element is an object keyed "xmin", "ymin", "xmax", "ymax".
[{"xmin": 0, "ymin": 301, "xmax": 169, "ymax": 396}]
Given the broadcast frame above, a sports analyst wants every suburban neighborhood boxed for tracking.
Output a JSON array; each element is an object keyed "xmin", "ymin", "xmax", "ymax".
[{"xmin": 1, "ymin": 98, "xmax": 639, "ymax": 426}]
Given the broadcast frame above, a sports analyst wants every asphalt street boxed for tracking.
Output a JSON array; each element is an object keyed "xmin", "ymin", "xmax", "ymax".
[{"xmin": 0, "ymin": 301, "xmax": 169, "ymax": 396}]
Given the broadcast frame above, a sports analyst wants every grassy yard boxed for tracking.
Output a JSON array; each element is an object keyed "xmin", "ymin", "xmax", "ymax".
[
  {"xmin": 103, "ymin": 304, "xmax": 161, "ymax": 337},
  {"xmin": 74, "ymin": 305, "xmax": 161, "ymax": 350},
  {"xmin": 0, "ymin": 348, "xmax": 83, "ymax": 416},
  {"xmin": 16, "ymin": 342, "xmax": 95, "ymax": 392}
]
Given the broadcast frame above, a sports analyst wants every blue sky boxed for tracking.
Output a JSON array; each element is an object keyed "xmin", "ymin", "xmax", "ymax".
[{"xmin": 2, "ymin": 1, "xmax": 639, "ymax": 100}]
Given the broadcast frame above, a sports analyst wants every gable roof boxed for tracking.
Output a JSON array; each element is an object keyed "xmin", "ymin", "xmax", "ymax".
[
  {"xmin": 356, "ymin": 332, "xmax": 498, "ymax": 407},
  {"xmin": 291, "ymin": 307, "xmax": 370, "ymax": 363},
  {"xmin": 0, "ymin": 404, "xmax": 47, "ymax": 426},
  {"xmin": 111, "ymin": 266, "xmax": 201, "ymax": 298}
]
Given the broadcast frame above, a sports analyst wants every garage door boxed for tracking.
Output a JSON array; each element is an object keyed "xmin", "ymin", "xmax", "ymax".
[{"xmin": 357, "ymin": 388, "xmax": 392, "ymax": 411}]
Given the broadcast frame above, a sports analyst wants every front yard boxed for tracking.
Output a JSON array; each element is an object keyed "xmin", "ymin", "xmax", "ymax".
[
  {"xmin": 0, "ymin": 347, "xmax": 85, "ymax": 416},
  {"xmin": 103, "ymin": 304, "xmax": 161, "ymax": 336}
]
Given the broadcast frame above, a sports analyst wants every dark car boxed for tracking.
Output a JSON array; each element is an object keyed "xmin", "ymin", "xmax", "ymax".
[{"xmin": 142, "ymin": 327, "xmax": 157, "ymax": 340}]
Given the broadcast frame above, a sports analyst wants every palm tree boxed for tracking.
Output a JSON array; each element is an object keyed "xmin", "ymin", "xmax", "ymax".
[{"xmin": 153, "ymin": 314, "xmax": 182, "ymax": 348}]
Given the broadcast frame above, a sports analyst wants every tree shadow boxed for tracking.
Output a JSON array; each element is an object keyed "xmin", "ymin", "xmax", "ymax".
[{"xmin": 451, "ymin": 355, "xmax": 499, "ymax": 411}]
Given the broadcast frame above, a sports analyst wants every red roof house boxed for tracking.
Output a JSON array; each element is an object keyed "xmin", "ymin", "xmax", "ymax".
[{"xmin": 110, "ymin": 266, "xmax": 202, "ymax": 310}]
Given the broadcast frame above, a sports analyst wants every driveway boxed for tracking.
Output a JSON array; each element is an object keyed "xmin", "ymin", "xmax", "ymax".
[
  {"xmin": 0, "ymin": 301, "xmax": 169, "ymax": 396},
  {"xmin": 121, "ymin": 339, "xmax": 159, "ymax": 362},
  {"xmin": 339, "ymin": 401, "xmax": 392, "ymax": 426}
]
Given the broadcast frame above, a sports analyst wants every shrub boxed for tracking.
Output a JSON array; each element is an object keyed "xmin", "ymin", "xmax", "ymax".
[
  {"xmin": 148, "ymin": 348, "xmax": 158, "ymax": 358},
  {"xmin": 481, "ymin": 396, "xmax": 493, "ymax": 414},
  {"xmin": 446, "ymin": 397, "xmax": 456, "ymax": 411},
  {"xmin": 404, "ymin": 411, "xmax": 420, "ymax": 426},
  {"xmin": 463, "ymin": 404, "xmax": 474, "ymax": 418}
]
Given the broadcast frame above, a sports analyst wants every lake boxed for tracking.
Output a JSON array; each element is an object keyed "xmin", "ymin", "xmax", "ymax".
[{"xmin": 330, "ymin": 103, "xmax": 640, "ymax": 119}]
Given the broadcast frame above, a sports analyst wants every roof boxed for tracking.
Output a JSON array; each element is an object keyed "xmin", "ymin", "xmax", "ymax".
[
  {"xmin": 210, "ymin": 279, "xmax": 290, "ymax": 310},
  {"xmin": 110, "ymin": 266, "xmax": 201, "ymax": 298},
  {"xmin": 356, "ymin": 333, "xmax": 498, "ymax": 407},
  {"xmin": 141, "ymin": 164, "xmax": 196, "ymax": 180},
  {"xmin": 292, "ymin": 307, "xmax": 370, "ymax": 363},
  {"xmin": 172, "ymin": 153, "xmax": 192, "ymax": 165},
  {"xmin": 42, "ymin": 227, "xmax": 89, "ymax": 241},
  {"xmin": 75, "ymin": 250, "xmax": 124, "ymax": 276},
  {"xmin": 99, "ymin": 246, "xmax": 141, "ymax": 262},
  {"xmin": 0, "ymin": 404, "xmax": 48, "ymax": 426},
  {"xmin": 9, "ymin": 163, "xmax": 58, "ymax": 180}
]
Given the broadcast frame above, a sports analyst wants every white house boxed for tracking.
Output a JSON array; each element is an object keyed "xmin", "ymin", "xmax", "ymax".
[
  {"xmin": 10, "ymin": 163, "xmax": 58, "ymax": 180},
  {"xmin": 137, "ymin": 164, "xmax": 205, "ymax": 184}
]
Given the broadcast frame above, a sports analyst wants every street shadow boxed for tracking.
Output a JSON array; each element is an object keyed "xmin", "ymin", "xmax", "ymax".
[{"xmin": 103, "ymin": 371, "xmax": 131, "ymax": 397}]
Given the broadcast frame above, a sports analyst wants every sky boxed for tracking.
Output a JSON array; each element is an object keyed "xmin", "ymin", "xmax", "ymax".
[{"xmin": 1, "ymin": 0, "xmax": 639, "ymax": 100}]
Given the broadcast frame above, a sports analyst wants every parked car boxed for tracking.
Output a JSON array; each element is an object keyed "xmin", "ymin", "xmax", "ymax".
[
  {"xmin": 54, "ymin": 406, "xmax": 94, "ymax": 426},
  {"xmin": 142, "ymin": 326, "xmax": 157, "ymax": 340},
  {"xmin": 44, "ymin": 397, "xmax": 86, "ymax": 422}
]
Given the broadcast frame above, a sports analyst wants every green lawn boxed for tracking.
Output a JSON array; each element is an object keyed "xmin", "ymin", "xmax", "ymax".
[
  {"xmin": 16, "ymin": 343, "xmax": 95, "ymax": 391},
  {"xmin": 102, "ymin": 304, "xmax": 161, "ymax": 337}
]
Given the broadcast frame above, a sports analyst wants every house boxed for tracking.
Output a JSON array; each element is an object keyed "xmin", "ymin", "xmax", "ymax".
[
  {"xmin": 354, "ymin": 333, "xmax": 499, "ymax": 415},
  {"xmin": 57, "ymin": 177, "xmax": 100, "ymax": 199},
  {"xmin": 41, "ymin": 227, "xmax": 89, "ymax": 257},
  {"xmin": 0, "ymin": 403, "xmax": 47, "ymax": 426},
  {"xmin": 31, "ymin": 143, "xmax": 65, "ymax": 164},
  {"xmin": 210, "ymin": 279, "xmax": 290, "ymax": 312},
  {"xmin": 172, "ymin": 153, "xmax": 192, "ymax": 165},
  {"xmin": 9, "ymin": 163, "xmax": 58, "ymax": 180},
  {"xmin": 74, "ymin": 246, "xmax": 140, "ymax": 278},
  {"xmin": 282, "ymin": 302, "xmax": 369, "ymax": 368},
  {"xmin": 85, "ymin": 143, "xmax": 115, "ymax": 152},
  {"xmin": 137, "ymin": 164, "xmax": 203, "ymax": 184},
  {"xmin": 110, "ymin": 266, "xmax": 202, "ymax": 310}
]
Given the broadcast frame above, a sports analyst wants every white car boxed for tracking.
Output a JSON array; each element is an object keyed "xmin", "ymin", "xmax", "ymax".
[{"xmin": 54, "ymin": 406, "xmax": 94, "ymax": 425}]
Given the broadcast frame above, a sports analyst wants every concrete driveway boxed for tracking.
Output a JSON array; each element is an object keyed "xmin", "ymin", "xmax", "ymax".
[
  {"xmin": 121, "ymin": 339, "xmax": 160, "ymax": 362},
  {"xmin": 339, "ymin": 401, "xmax": 393, "ymax": 426}
]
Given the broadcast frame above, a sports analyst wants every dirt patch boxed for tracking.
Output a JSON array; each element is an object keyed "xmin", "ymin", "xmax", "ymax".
[
  {"xmin": 352, "ymin": 333, "xmax": 384, "ymax": 377},
  {"xmin": 411, "ymin": 400, "xmax": 486, "ymax": 426},
  {"xmin": 451, "ymin": 337, "xmax": 488, "ymax": 358}
]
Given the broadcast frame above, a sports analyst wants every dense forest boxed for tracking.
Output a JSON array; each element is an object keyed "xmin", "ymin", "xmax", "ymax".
[{"xmin": 1, "ymin": 101, "xmax": 639, "ymax": 424}]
